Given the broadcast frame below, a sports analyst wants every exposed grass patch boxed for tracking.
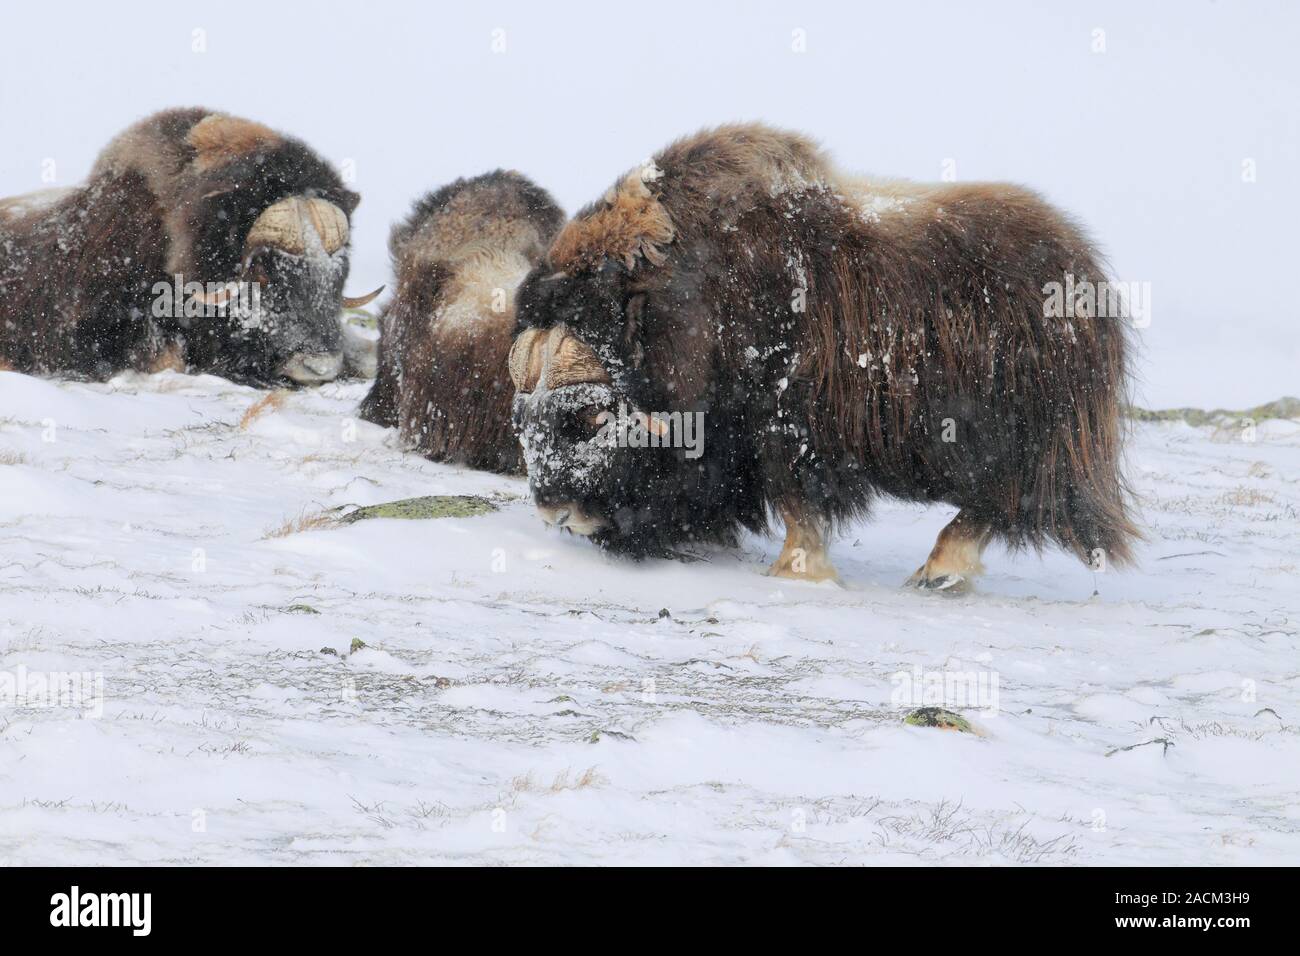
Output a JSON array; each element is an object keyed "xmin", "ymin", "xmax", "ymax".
[
  {"xmin": 1219, "ymin": 487, "xmax": 1276, "ymax": 508},
  {"xmin": 0, "ymin": 449, "xmax": 26, "ymax": 466},
  {"xmin": 262, "ymin": 495, "xmax": 497, "ymax": 540},
  {"xmin": 880, "ymin": 801, "xmax": 1077, "ymax": 863},
  {"xmin": 1106, "ymin": 737, "xmax": 1174, "ymax": 757},
  {"xmin": 336, "ymin": 495, "xmax": 497, "ymax": 523},
  {"xmin": 511, "ymin": 767, "xmax": 606, "ymax": 794},
  {"xmin": 1126, "ymin": 396, "xmax": 1300, "ymax": 426},
  {"xmin": 298, "ymin": 451, "xmax": 367, "ymax": 466}
]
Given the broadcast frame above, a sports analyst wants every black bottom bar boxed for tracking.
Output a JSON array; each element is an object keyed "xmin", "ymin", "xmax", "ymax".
[{"xmin": 0, "ymin": 866, "xmax": 1284, "ymax": 942}]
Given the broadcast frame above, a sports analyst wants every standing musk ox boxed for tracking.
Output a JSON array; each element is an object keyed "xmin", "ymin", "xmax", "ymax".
[
  {"xmin": 509, "ymin": 124, "xmax": 1140, "ymax": 588},
  {"xmin": 360, "ymin": 171, "xmax": 563, "ymax": 473},
  {"xmin": 0, "ymin": 108, "xmax": 383, "ymax": 385}
]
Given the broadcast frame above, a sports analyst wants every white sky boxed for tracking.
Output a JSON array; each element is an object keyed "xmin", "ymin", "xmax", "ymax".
[{"xmin": 2, "ymin": 0, "xmax": 1295, "ymax": 407}]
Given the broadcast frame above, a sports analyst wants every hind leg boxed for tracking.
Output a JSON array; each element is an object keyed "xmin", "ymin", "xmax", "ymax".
[
  {"xmin": 906, "ymin": 509, "xmax": 992, "ymax": 592},
  {"xmin": 767, "ymin": 504, "xmax": 841, "ymax": 584}
]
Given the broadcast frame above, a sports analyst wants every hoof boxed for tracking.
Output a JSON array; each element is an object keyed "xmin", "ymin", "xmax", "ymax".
[
  {"xmin": 766, "ymin": 563, "xmax": 843, "ymax": 586},
  {"xmin": 905, "ymin": 568, "xmax": 970, "ymax": 593},
  {"xmin": 759, "ymin": 564, "xmax": 842, "ymax": 587}
]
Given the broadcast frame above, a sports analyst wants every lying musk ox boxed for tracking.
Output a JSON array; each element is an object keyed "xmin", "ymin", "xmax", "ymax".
[
  {"xmin": 360, "ymin": 171, "xmax": 563, "ymax": 473},
  {"xmin": 0, "ymin": 108, "xmax": 383, "ymax": 385},
  {"xmin": 509, "ymin": 124, "xmax": 1139, "ymax": 588}
]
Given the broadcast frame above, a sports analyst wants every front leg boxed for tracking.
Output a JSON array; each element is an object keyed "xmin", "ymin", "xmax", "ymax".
[
  {"xmin": 905, "ymin": 508, "xmax": 992, "ymax": 591},
  {"xmin": 766, "ymin": 503, "xmax": 841, "ymax": 584},
  {"xmin": 127, "ymin": 316, "xmax": 186, "ymax": 375},
  {"xmin": 145, "ymin": 338, "xmax": 187, "ymax": 373}
]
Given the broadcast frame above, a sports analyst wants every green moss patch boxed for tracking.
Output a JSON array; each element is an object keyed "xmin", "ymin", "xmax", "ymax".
[
  {"xmin": 904, "ymin": 707, "xmax": 974, "ymax": 734},
  {"xmin": 337, "ymin": 495, "xmax": 498, "ymax": 524}
]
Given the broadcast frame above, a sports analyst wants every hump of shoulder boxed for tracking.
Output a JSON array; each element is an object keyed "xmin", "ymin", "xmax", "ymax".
[
  {"xmin": 933, "ymin": 180, "xmax": 1087, "ymax": 243},
  {"xmin": 390, "ymin": 171, "xmax": 563, "ymax": 268},
  {"xmin": 89, "ymin": 108, "xmax": 212, "ymax": 183},
  {"xmin": 936, "ymin": 181, "xmax": 1060, "ymax": 218},
  {"xmin": 655, "ymin": 123, "xmax": 833, "ymax": 197},
  {"xmin": 89, "ymin": 108, "xmax": 287, "ymax": 198}
]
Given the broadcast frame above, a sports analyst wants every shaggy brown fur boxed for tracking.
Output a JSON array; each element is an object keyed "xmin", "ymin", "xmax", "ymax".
[
  {"xmin": 360, "ymin": 171, "xmax": 563, "ymax": 473},
  {"xmin": 513, "ymin": 123, "xmax": 1140, "ymax": 582},
  {"xmin": 186, "ymin": 114, "xmax": 282, "ymax": 171},
  {"xmin": 550, "ymin": 169, "xmax": 675, "ymax": 271},
  {"xmin": 0, "ymin": 108, "xmax": 363, "ymax": 384}
]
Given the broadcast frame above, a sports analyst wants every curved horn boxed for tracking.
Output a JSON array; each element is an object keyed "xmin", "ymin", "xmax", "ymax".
[
  {"xmin": 509, "ymin": 325, "xmax": 613, "ymax": 394},
  {"xmin": 508, "ymin": 327, "xmax": 549, "ymax": 393},
  {"xmin": 544, "ymin": 330, "xmax": 611, "ymax": 390},
  {"xmin": 246, "ymin": 197, "xmax": 350, "ymax": 255},
  {"xmin": 303, "ymin": 198, "xmax": 349, "ymax": 253},
  {"xmin": 341, "ymin": 285, "xmax": 385, "ymax": 309}
]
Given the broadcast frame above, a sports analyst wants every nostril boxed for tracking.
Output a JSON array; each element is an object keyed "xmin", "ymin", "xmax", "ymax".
[
  {"xmin": 554, "ymin": 509, "xmax": 571, "ymax": 528},
  {"xmin": 281, "ymin": 352, "xmax": 344, "ymax": 384}
]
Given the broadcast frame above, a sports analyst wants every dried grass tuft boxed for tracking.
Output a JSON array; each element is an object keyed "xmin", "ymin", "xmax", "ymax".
[
  {"xmin": 262, "ymin": 507, "xmax": 335, "ymax": 539},
  {"xmin": 239, "ymin": 390, "xmax": 288, "ymax": 430}
]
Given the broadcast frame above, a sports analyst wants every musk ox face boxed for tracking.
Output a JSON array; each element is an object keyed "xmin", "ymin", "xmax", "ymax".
[
  {"xmin": 226, "ymin": 228, "xmax": 348, "ymax": 385},
  {"xmin": 510, "ymin": 273, "xmax": 749, "ymax": 558},
  {"xmin": 511, "ymin": 365, "xmax": 742, "ymax": 557},
  {"xmin": 508, "ymin": 305, "xmax": 626, "ymax": 541},
  {"xmin": 513, "ymin": 380, "xmax": 619, "ymax": 537},
  {"xmin": 514, "ymin": 377, "xmax": 708, "ymax": 553},
  {"xmin": 201, "ymin": 195, "xmax": 382, "ymax": 386}
]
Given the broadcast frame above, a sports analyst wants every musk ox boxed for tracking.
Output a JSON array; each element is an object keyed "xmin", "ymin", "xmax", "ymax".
[
  {"xmin": 359, "ymin": 171, "xmax": 563, "ymax": 473},
  {"xmin": 509, "ymin": 124, "xmax": 1139, "ymax": 588},
  {"xmin": 0, "ymin": 108, "xmax": 383, "ymax": 385}
]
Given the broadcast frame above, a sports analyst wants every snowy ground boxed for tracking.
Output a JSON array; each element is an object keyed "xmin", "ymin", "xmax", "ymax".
[{"xmin": 1, "ymin": 369, "xmax": 1297, "ymax": 866}]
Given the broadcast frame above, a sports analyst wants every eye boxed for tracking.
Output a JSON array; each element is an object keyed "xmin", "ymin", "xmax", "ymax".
[
  {"xmin": 565, "ymin": 404, "xmax": 610, "ymax": 442},
  {"xmin": 578, "ymin": 405, "xmax": 607, "ymax": 432},
  {"xmin": 625, "ymin": 293, "xmax": 646, "ymax": 323},
  {"xmin": 240, "ymin": 250, "xmax": 270, "ymax": 285}
]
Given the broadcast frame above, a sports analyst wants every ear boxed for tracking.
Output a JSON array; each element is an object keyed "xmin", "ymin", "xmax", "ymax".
[
  {"xmin": 337, "ymin": 189, "xmax": 361, "ymax": 216},
  {"xmin": 514, "ymin": 266, "xmax": 555, "ymax": 333},
  {"xmin": 624, "ymin": 293, "xmax": 646, "ymax": 371}
]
